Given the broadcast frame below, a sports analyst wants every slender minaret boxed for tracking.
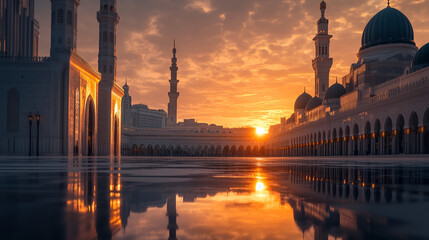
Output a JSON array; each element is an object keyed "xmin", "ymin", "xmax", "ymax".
[
  {"xmin": 97, "ymin": 0, "xmax": 119, "ymax": 155},
  {"xmin": 50, "ymin": 0, "xmax": 79, "ymax": 56},
  {"xmin": 312, "ymin": 0, "xmax": 333, "ymax": 99},
  {"xmin": 167, "ymin": 40, "xmax": 179, "ymax": 127}
]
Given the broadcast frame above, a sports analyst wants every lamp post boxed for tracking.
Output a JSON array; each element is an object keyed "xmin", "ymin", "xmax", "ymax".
[
  {"xmin": 35, "ymin": 112, "xmax": 40, "ymax": 156},
  {"xmin": 28, "ymin": 113, "xmax": 33, "ymax": 156}
]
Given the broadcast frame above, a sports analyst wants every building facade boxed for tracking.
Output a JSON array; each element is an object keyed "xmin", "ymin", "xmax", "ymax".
[
  {"xmin": 0, "ymin": 0, "xmax": 123, "ymax": 156},
  {"xmin": 267, "ymin": 1, "xmax": 429, "ymax": 156},
  {"xmin": 122, "ymin": 82, "xmax": 167, "ymax": 129}
]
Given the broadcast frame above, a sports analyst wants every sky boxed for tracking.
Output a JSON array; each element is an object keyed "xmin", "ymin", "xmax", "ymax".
[{"xmin": 35, "ymin": 0, "xmax": 429, "ymax": 129}]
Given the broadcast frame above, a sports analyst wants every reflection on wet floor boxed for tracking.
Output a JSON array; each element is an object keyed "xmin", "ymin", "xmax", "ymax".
[{"xmin": 0, "ymin": 157, "xmax": 429, "ymax": 240}]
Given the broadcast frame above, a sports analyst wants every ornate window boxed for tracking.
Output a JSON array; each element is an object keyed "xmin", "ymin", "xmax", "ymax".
[
  {"xmin": 58, "ymin": 9, "xmax": 64, "ymax": 24},
  {"xmin": 103, "ymin": 31, "xmax": 108, "ymax": 42}
]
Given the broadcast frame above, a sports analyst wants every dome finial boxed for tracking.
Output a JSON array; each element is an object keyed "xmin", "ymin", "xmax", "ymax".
[
  {"xmin": 336, "ymin": 76, "xmax": 338, "ymax": 83},
  {"xmin": 304, "ymin": 87, "xmax": 306, "ymax": 93},
  {"xmin": 388, "ymin": 0, "xmax": 390, "ymax": 7}
]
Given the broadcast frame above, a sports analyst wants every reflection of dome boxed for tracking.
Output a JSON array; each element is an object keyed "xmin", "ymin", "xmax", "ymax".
[
  {"xmin": 361, "ymin": 6, "xmax": 415, "ymax": 50},
  {"xmin": 324, "ymin": 83, "xmax": 346, "ymax": 100},
  {"xmin": 294, "ymin": 92, "xmax": 312, "ymax": 110},
  {"xmin": 306, "ymin": 96, "xmax": 322, "ymax": 111},
  {"xmin": 412, "ymin": 42, "xmax": 429, "ymax": 70}
]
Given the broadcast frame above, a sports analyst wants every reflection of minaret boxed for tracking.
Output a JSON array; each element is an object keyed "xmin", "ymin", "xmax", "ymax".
[
  {"xmin": 166, "ymin": 194, "xmax": 178, "ymax": 240},
  {"xmin": 167, "ymin": 40, "xmax": 179, "ymax": 127},
  {"xmin": 312, "ymin": 0, "xmax": 333, "ymax": 99}
]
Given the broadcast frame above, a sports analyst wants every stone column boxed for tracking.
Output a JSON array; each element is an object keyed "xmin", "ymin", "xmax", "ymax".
[
  {"xmin": 392, "ymin": 131, "xmax": 397, "ymax": 155},
  {"xmin": 419, "ymin": 126, "xmax": 425, "ymax": 154}
]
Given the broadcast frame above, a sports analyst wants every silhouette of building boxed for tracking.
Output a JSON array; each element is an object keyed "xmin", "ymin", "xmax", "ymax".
[
  {"xmin": 0, "ymin": 0, "xmax": 39, "ymax": 57},
  {"xmin": 122, "ymin": 81, "xmax": 167, "ymax": 129},
  {"xmin": 0, "ymin": 0, "xmax": 123, "ymax": 156},
  {"xmin": 268, "ymin": 1, "xmax": 429, "ymax": 156}
]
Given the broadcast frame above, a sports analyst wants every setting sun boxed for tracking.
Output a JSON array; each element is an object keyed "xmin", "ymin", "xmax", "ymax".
[
  {"xmin": 255, "ymin": 127, "xmax": 267, "ymax": 136},
  {"xmin": 255, "ymin": 181, "xmax": 266, "ymax": 192}
]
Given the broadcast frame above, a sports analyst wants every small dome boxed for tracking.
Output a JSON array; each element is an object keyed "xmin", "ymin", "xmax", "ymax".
[
  {"xmin": 320, "ymin": 0, "xmax": 326, "ymax": 10},
  {"xmin": 412, "ymin": 42, "xmax": 429, "ymax": 70},
  {"xmin": 286, "ymin": 113, "xmax": 296, "ymax": 124},
  {"xmin": 324, "ymin": 83, "xmax": 346, "ymax": 100},
  {"xmin": 294, "ymin": 91, "xmax": 312, "ymax": 110},
  {"xmin": 361, "ymin": 6, "xmax": 415, "ymax": 50},
  {"xmin": 306, "ymin": 96, "xmax": 322, "ymax": 111}
]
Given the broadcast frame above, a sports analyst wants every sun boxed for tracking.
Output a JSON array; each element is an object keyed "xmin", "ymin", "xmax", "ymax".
[{"xmin": 255, "ymin": 127, "xmax": 267, "ymax": 136}]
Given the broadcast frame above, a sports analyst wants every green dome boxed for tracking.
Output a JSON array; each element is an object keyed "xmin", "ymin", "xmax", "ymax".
[
  {"xmin": 412, "ymin": 42, "xmax": 429, "ymax": 70},
  {"xmin": 361, "ymin": 6, "xmax": 415, "ymax": 50},
  {"xmin": 294, "ymin": 92, "xmax": 312, "ymax": 110}
]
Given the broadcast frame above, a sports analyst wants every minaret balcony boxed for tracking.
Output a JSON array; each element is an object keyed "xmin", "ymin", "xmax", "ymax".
[{"xmin": 97, "ymin": 10, "xmax": 120, "ymax": 23}]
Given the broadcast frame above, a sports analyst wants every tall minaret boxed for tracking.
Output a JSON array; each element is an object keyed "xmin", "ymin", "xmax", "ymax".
[
  {"xmin": 97, "ymin": 0, "xmax": 120, "ymax": 156},
  {"xmin": 312, "ymin": 0, "xmax": 333, "ymax": 99},
  {"xmin": 50, "ymin": 0, "xmax": 79, "ymax": 56},
  {"xmin": 167, "ymin": 40, "xmax": 179, "ymax": 127}
]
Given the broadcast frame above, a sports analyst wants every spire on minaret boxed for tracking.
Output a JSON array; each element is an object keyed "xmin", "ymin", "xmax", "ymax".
[{"xmin": 320, "ymin": 0, "xmax": 326, "ymax": 19}]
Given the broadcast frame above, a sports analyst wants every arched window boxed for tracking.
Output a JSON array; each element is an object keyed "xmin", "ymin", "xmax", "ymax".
[
  {"xmin": 103, "ymin": 31, "xmax": 108, "ymax": 42},
  {"xmin": 109, "ymin": 32, "xmax": 114, "ymax": 43},
  {"xmin": 58, "ymin": 9, "xmax": 64, "ymax": 24},
  {"xmin": 7, "ymin": 89, "xmax": 19, "ymax": 132},
  {"xmin": 67, "ymin": 10, "xmax": 72, "ymax": 25},
  {"xmin": 52, "ymin": 10, "xmax": 56, "ymax": 25}
]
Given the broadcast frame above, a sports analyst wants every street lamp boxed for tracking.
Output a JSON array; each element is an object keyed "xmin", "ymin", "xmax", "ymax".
[
  {"xmin": 28, "ymin": 113, "xmax": 33, "ymax": 156},
  {"xmin": 35, "ymin": 112, "xmax": 40, "ymax": 156}
]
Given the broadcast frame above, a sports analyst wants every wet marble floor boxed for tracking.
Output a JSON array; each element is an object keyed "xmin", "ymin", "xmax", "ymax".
[{"xmin": 1, "ymin": 156, "xmax": 429, "ymax": 240}]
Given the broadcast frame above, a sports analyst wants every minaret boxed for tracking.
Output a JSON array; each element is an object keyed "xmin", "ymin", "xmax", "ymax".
[
  {"xmin": 312, "ymin": 0, "xmax": 333, "ymax": 99},
  {"xmin": 97, "ymin": 0, "xmax": 120, "ymax": 156},
  {"xmin": 167, "ymin": 40, "xmax": 179, "ymax": 127},
  {"xmin": 50, "ymin": 0, "xmax": 79, "ymax": 56}
]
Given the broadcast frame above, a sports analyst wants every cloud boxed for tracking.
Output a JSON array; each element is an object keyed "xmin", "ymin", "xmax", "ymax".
[{"xmin": 35, "ymin": 0, "xmax": 429, "ymax": 128}]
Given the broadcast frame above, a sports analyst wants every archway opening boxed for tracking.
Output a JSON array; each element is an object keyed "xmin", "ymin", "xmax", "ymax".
[{"xmin": 87, "ymin": 100, "xmax": 95, "ymax": 156}]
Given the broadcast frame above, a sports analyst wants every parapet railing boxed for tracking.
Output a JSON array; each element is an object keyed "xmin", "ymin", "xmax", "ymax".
[{"xmin": 0, "ymin": 56, "xmax": 51, "ymax": 63}]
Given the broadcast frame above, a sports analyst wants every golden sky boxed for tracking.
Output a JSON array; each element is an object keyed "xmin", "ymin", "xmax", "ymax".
[{"xmin": 36, "ymin": 0, "xmax": 429, "ymax": 129}]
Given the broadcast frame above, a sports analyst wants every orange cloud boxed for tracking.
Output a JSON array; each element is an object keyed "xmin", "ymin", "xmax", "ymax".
[{"xmin": 35, "ymin": 0, "xmax": 429, "ymax": 128}]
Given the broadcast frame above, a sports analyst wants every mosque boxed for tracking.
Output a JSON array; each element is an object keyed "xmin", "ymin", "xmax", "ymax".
[
  {"xmin": 267, "ymin": 1, "xmax": 429, "ymax": 156},
  {"xmin": 0, "ymin": 0, "xmax": 123, "ymax": 156}
]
